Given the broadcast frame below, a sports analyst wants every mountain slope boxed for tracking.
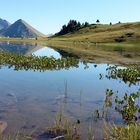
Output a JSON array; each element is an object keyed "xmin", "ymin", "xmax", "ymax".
[
  {"xmin": 0, "ymin": 18, "xmax": 11, "ymax": 31},
  {"xmin": 2, "ymin": 19, "xmax": 45, "ymax": 38}
]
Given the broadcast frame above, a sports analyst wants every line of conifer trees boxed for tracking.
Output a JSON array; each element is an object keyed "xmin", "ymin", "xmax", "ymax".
[{"xmin": 55, "ymin": 20, "xmax": 89, "ymax": 35}]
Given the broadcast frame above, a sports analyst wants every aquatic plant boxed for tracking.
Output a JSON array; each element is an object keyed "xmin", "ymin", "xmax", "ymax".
[
  {"xmin": 0, "ymin": 50, "xmax": 80, "ymax": 71},
  {"xmin": 95, "ymin": 89, "xmax": 140, "ymax": 124},
  {"xmin": 106, "ymin": 65, "xmax": 140, "ymax": 86},
  {"xmin": 46, "ymin": 109, "xmax": 81, "ymax": 140},
  {"xmin": 114, "ymin": 91, "xmax": 140, "ymax": 124},
  {"xmin": 93, "ymin": 89, "xmax": 140, "ymax": 140}
]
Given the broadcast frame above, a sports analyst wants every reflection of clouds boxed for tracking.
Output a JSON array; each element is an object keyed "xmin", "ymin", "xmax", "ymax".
[
  {"xmin": 32, "ymin": 47, "xmax": 61, "ymax": 59},
  {"xmin": 7, "ymin": 41, "xmax": 9, "ymax": 45},
  {"xmin": 56, "ymin": 94, "xmax": 65, "ymax": 100}
]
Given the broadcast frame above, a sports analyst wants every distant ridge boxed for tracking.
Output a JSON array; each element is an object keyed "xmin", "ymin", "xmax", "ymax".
[
  {"xmin": 2, "ymin": 19, "xmax": 46, "ymax": 38},
  {"xmin": 0, "ymin": 18, "xmax": 11, "ymax": 36},
  {"xmin": 0, "ymin": 18, "xmax": 11, "ymax": 31}
]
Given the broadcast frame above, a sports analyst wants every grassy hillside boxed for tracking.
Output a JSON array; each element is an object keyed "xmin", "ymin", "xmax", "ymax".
[
  {"xmin": 46, "ymin": 22, "xmax": 140, "ymax": 64},
  {"xmin": 54, "ymin": 22, "xmax": 140, "ymax": 42}
]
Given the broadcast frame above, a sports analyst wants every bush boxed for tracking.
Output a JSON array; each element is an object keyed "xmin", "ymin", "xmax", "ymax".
[
  {"xmin": 115, "ymin": 36, "xmax": 126, "ymax": 42},
  {"xmin": 125, "ymin": 32, "xmax": 134, "ymax": 37}
]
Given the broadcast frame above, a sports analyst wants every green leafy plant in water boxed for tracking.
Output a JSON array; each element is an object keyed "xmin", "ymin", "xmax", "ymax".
[
  {"xmin": 95, "ymin": 89, "xmax": 140, "ymax": 124},
  {"xmin": 104, "ymin": 89, "xmax": 114, "ymax": 108},
  {"xmin": 101, "ymin": 89, "xmax": 114, "ymax": 121},
  {"xmin": 106, "ymin": 65, "xmax": 140, "ymax": 86},
  {"xmin": 114, "ymin": 90, "xmax": 140, "ymax": 124},
  {"xmin": 0, "ymin": 50, "xmax": 80, "ymax": 71}
]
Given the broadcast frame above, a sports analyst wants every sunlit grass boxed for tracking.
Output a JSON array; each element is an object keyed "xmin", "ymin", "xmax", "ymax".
[{"xmin": 104, "ymin": 123, "xmax": 140, "ymax": 140}]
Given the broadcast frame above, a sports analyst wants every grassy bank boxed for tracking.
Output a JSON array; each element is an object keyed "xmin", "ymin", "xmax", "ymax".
[{"xmin": 0, "ymin": 37, "xmax": 140, "ymax": 64}]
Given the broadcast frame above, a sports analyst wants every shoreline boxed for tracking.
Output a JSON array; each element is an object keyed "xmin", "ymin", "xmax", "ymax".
[{"xmin": 0, "ymin": 38, "xmax": 140, "ymax": 65}]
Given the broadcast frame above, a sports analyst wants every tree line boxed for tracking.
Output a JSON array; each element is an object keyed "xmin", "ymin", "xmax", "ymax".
[
  {"xmin": 55, "ymin": 19, "xmax": 121, "ymax": 36},
  {"xmin": 55, "ymin": 20, "xmax": 91, "ymax": 36}
]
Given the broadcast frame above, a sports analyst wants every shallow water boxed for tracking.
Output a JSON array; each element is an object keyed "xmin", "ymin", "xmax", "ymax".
[{"xmin": 0, "ymin": 42, "xmax": 139, "ymax": 139}]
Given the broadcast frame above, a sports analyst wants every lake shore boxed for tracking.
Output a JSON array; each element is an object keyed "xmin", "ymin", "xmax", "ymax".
[{"xmin": 0, "ymin": 37, "xmax": 140, "ymax": 65}]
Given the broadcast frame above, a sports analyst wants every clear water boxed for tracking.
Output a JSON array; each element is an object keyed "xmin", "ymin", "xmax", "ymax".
[{"xmin": 0, "ymin": 42, "xmax": 139, "ymax": 139}]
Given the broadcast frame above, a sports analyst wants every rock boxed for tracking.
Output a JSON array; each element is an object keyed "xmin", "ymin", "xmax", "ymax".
[
  {"xmin": 0, "ymin": 121, "xmax": 7, "ymax": 134},
  {"xmin": 32, "ymin": 128, "xmax": 66, "ymax": 140}
]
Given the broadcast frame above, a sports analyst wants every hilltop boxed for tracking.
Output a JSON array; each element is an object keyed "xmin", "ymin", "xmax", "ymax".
[{"xmin": 1, "ymin": 19, "xmax": 45, "ymax": 38}]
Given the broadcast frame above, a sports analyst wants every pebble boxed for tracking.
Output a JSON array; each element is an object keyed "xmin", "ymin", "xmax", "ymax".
[{"xmin": 0, "ymin": 121, "xmax": 7, "ymax": 134}]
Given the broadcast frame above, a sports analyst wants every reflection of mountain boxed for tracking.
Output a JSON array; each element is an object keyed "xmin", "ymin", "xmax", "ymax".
[
  {"xmin": 0, "ymin": 42, "xmax": 78, "ymax": 58},
  {"xmin": 0, "ymin": 42, "xmax": 61, "ymax": 58},
  {"xmin": 0, "ymin": 42, "xmax": 39, "ymax": 55}
]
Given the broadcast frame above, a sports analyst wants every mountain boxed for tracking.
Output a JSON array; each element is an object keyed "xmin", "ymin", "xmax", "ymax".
[
  {"xmin": 0, "ymin": 18, "xmax": 11, "ymax": 31},
  {"xmin": 2, "ymin": 19, "xmax": 45, "ymax": 38}
]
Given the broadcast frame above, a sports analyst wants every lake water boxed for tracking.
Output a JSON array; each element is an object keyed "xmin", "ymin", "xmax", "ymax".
[{"xmin": 0, "ymin": 42, "xmax": 139, "ymax": 139}]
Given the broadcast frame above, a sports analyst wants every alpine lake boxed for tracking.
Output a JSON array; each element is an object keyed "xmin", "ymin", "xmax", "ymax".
[{"xmin": 0, "ymin": 41, "xmax": 139, "ymax": 139}]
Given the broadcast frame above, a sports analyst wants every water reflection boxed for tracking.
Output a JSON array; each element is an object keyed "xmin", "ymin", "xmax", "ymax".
[
  {"xmin": 0, "ymin": 41, "xmax": 37, "ymax": 55},
  {"xmin": 0, "ymin": 41, "xmax": 62, "ymax": 59},
  {"xmin": 32, "ymin": 47, "xmax": 61, "ymax": 58}
]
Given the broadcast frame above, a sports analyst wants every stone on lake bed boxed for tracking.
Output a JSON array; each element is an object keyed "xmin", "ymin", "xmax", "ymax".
[
  {"xmin": 0, "ymin": 121, "xmax": 7, "ymax": 134},
  {"xmin": 32, "ymin": 128, "xmax": 66, "ymax": 140}
]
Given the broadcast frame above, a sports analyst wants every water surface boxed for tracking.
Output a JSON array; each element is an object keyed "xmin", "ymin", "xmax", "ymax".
[{"xmin": 0, "ymin": 42, "xmax": 139, "ymax": 139}]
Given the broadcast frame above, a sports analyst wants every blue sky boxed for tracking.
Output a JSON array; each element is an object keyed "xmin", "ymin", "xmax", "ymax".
[{"xmin": 0, "ymin": 0, "xmax": 140, "ymax": 34}]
